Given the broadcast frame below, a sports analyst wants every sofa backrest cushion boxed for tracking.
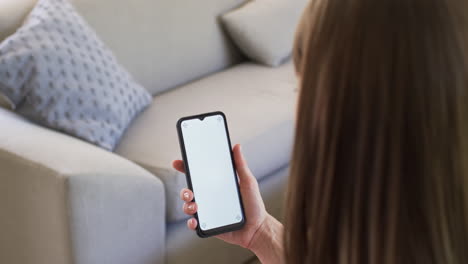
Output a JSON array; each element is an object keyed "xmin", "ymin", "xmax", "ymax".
[
  {"xmin": 0, "ymin": 0, "xmax": 246, "ymax": 95},
  {"xmin": 222, "ymin": 0, "xmax": 308, "ymax": 67}
]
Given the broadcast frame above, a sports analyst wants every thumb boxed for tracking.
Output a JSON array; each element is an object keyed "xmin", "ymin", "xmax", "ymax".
[{"xmin": 233, "ymin": 144, "xmax": 255, "ymax": 183}]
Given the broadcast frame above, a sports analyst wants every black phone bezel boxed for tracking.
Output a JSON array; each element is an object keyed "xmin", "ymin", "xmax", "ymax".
[{"xmin": 176, "ymin": 111, "xmax": 246, "ymax": 238}]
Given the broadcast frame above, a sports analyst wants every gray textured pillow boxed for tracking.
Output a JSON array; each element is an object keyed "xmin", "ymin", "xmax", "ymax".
[
  {"xmin": 221, "ymin": 0, "xmax": 308, "ymax": 67},
  {"xmin": 0, "ymin": 0, "xmax": 152, "ymax": 150}
]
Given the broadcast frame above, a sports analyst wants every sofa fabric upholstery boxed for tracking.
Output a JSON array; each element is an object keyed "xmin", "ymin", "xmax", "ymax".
[
  {"xmin": 0, "ymin": 108, "xmax": 166, "ymax": 264},
  {"xmin": 0, "ymin": 0, "xmax": 36, "ymax": 42},
  {"xmin": 115, "ymin": 61, "xmax": 297, "ymax": 223}
]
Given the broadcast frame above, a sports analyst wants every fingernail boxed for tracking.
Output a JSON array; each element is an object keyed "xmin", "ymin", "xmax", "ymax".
[
  {"xmin": 183, "ymin": 192, "xmax": 189, "ymax": 199},
  {"xmin": 188, "ymin": 204, "xmax": 194, "ymax": 211},
  {"xmin": 190, "ymin": 218, "xmax": 195, "ymax": 225}
]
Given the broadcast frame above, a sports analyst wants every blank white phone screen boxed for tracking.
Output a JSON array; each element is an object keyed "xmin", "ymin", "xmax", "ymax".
[{"xmin": 181, "ymin": 114, "xmax": 243, "ymax": 231}]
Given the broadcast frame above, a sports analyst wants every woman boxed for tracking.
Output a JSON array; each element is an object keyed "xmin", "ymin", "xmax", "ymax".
[{"xmin": 173, "ymin": 0, "xmax": 468, "ymax": 263}]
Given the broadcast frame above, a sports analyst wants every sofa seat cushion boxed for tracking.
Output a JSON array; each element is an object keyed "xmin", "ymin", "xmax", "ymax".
[{"xmin": 115, "ymin": 61, "xmax": 297, "ymax": 223}]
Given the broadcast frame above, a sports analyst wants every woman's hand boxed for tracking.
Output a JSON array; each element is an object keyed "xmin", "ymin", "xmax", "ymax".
[{"xmin": 172, "ymin": 144, "xmax": 269, "ymax": 249}]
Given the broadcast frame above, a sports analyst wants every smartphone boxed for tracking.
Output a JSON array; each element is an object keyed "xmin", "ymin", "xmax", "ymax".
[{"xmin": 176, "ymin": 111, "xmax": 246, "ymax": 237}]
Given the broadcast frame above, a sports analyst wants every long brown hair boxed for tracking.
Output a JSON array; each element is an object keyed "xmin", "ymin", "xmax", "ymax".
[{"xmin": 285, "ymin": 0, "xmax": 468, "ymax": 263}]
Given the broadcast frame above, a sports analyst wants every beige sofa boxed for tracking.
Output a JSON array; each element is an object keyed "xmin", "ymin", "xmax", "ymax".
[{"xmin": 0, "ymin": 0, "xmax": 297, "ymax": 263}]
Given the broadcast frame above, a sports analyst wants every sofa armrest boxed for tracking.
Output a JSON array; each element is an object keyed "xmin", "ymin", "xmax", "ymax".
[{"xmin": 0, "ymin": 109, "xmax": 166, "ymax": 264}]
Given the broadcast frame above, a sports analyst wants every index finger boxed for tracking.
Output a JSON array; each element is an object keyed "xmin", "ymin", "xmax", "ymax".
[{"xmin": 172, "ymin": 160, "xmax": 186, "ymax": 173}]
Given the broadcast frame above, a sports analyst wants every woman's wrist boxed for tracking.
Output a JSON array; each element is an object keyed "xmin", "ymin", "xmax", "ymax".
[{"xmin": 248, "ymin": 214, "xmax": 284, "ymax": 264}]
